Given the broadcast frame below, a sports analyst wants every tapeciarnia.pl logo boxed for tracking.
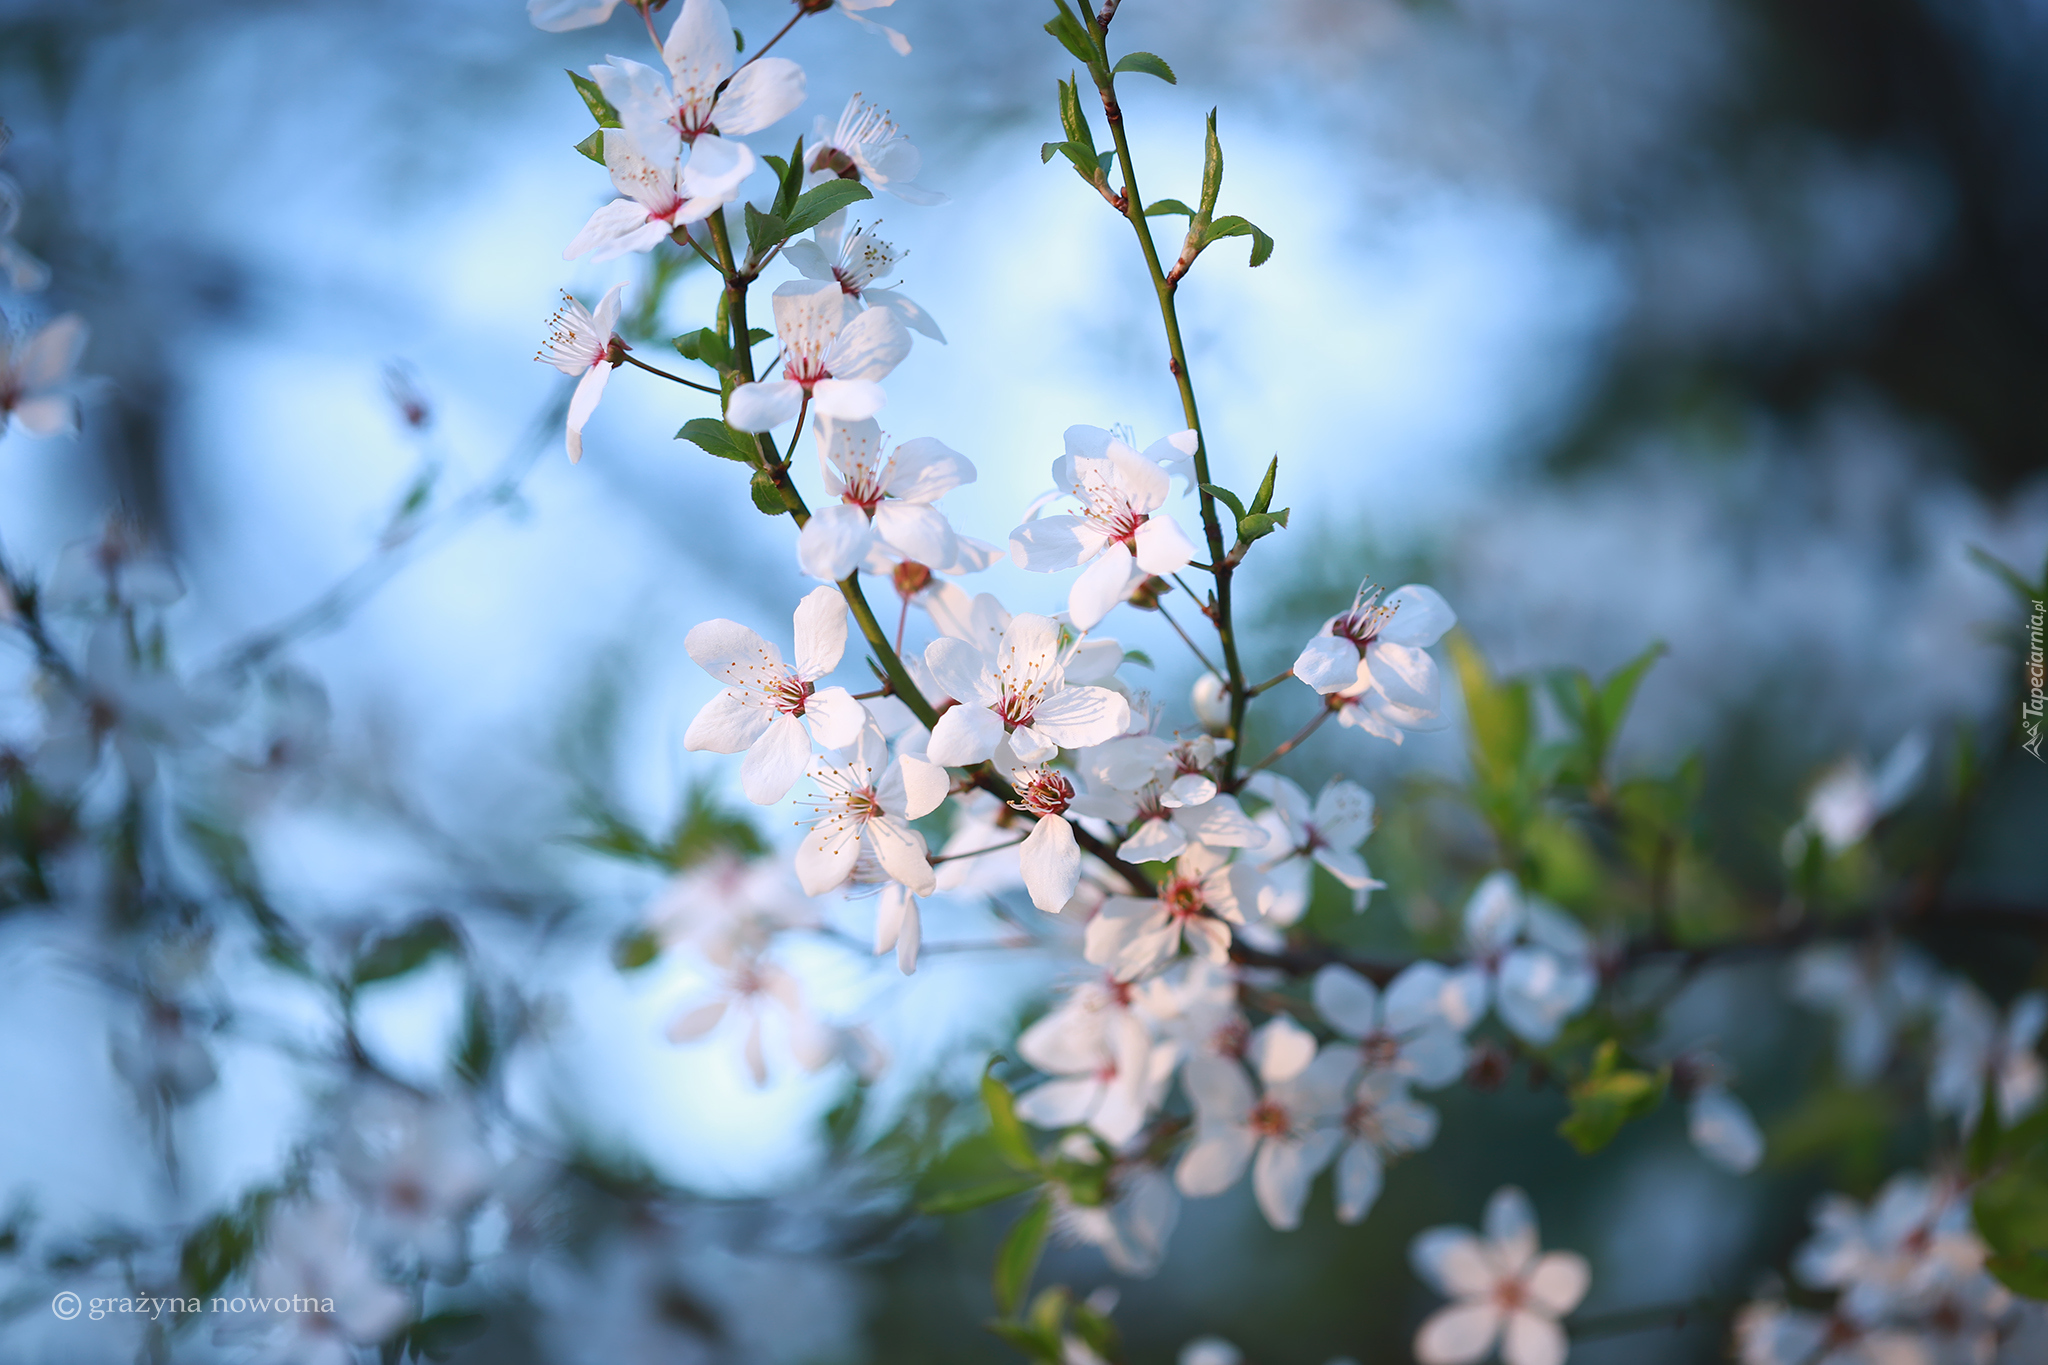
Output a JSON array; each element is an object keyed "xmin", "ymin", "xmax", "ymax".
[{"xmin": 2024, "ymin": 597, "xmax": 2045, "ymax": 761}]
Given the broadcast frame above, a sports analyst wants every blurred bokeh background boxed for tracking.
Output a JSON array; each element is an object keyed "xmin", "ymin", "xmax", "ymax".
[{"xmin": 2, "ymin": 0, "xmax": 2045, "ymax": 1361}]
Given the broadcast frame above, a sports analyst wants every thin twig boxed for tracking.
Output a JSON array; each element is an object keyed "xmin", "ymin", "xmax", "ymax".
[
  {"xmin": 1241, "ymin": 703, "xmax": 1333, "ymax": 777},
  {"xmin": 1156, "ymin": 599, "xmax": 1219, "ymax": 676},
  {"xmin": 620, "ymin": 351, "xmax": 720, "ymax": 395}
]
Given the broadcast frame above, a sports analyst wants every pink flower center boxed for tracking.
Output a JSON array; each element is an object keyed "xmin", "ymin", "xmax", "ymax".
[
  {"xmin": 769, "ymin": 674, "xmax": 815, "ymax": 716},
  {"xmin": 1161, "ymin": 873, "xmax": 1206, "ymax": 921},
  {"xmin": 1248, "ymin": 1099, "xmax": 1292, "ymax": 1139},
  {"xmin": 1359, "ymin": 1031, "xmax": 1402, "ymax": 1070},
  {"xmin": 1493, "ymin": 1278, "xmax": 1528, "ymax": 1313},
  {"xmin": 1013, "ymin": 770, "xmax": 1075, "ymax": 818},
  {"xmin": 1332, "ymin": 587, "xmax": 1398, "ymax": 656}
]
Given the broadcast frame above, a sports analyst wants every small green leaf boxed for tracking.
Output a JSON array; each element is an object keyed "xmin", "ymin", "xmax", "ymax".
[
  {"xmin": 1968, "ymin": 544, "xmax": 2046, "ymax": 605},
  {"xmin": 992, "ymin": 1198, "xmax": 1052, "ymax": 1316},
  {"xmin": 1121, "ymin": 648, "xmax": 1154, "ymax": 669},
  {"xmin": 1237, "ymin": 508, "xmax": 1289, "ymax": 542},
  {"xmin": 353, "ymin": 917, "xmax": 460, "ymax": 987},
  {"xmin": 747, "ymin": 327, "xmax": 772, "ymax": 345},
  {"xmin": 180, "ymin": 1210, "xmax": 257, "ymax": 1299},
  {"xmin": 1112, "ymin": 51, "xmax": 1177, "ymax": 83},
  {"xmin": 1056, "ymin": 74, "xmax": 1095, "ymax": 151},
  {"xmin": 744, "ymin": 202, "xmax": 790, "ymax": 257},
  {"xmin": 567, "ymin": 70, "xmax": 621, "ymax": 129},
  {"xmin": 750, "ymin": 472, "xmax": 788, "ymax": 515},
  {"xmin": 1145, "ymin": 198, "xmax": 1197, "ymax": 217},
  {"xmin": 783, "ymin": 179, "xmax": 875, "ymax": 237},
  {"xmin": 1199, "ymin": 483, "xmax": 1247, "ymax": 522},
  {"xmin": 613, "ymin": 928, "xmax": 662, "ymax": 971},
  {"xmin": 732, "ymin": 25, "xmax": 744, "ymax": 51},
  {"xmin": 1249, "ymin": 455, "xmax": 1279, "ymax": 514},
  {"xmin": 1198, "ymin": 108, "xmax": 1224, "ymax": 218},
  {"xmin": 1044, "ymin": 3, "xmax": 1099, "ymax": 67},
  {"xmin": 771, "ymin": 134, "xmax": 806, "ymax": 218},
  {"xmin": 983, "ymin": 1062, "xmax": 1040, "ymax": 1172},
  {"xmin": 453, "ymin": 984, "xmax": 495, "ymax": 1085},
  {"xmin": 1558, "ymin": 1040, "xmax": 1668, "ymax": 1155},
  {"xmin": 1596, "ymin": 641, "xmax": 1666, "ymax": 740},
  {"xmin": 672, "ymin": 329, "xmax": 733, "ymax": 370},
  {"xmin": 1203, "ymin": 214, "xmax": 1275, "ymax": 266},
  {"xmin": 572, "ymin": 129, "xmax": 606, "ymax": 166},
  {"xmin": 916, "ymin": 1173, "xmax": 1043, "ymax": 1215}
]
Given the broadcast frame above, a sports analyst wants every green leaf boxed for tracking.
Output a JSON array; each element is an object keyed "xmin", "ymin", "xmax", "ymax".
[
  {"xmin": 1146, "ymin": 198, "xmax": 1197, "ymax": 217},
  {"xmin": 1236, "ymin": 508, "xmax": 1289, "ymax": 542},
  {"xmin": 180, "ymin": 1210, "xmax": 257, "ymax": 1299},
  {"xmin": 1558, "ymin": 1040, "xmax": 1668, "ymax": 1155},
  {"xmin": 992, "ymin": 1198, "xmax": 1052, "ymax": 1316},
  {"xmin": 1198, "ymin": 108, "xmax": 1224, "ymax": 218},
  {"xmin": 572, "ymin": 129, "xmax": 606, "ymax": 166},
  {"xmin": 1112, "ymin": 50, "xmax": 1177, "ymax": 83},
  {"xmin": 769, "ymin": 134, "xmax": 806, "ymax": 218},
  {"xmin": 782, "ymin": 179, "xmax": 874, "ymax": 237},
  {"xmin": 744, "ymin": 202, "xmax": 790, "ymax": 257},
  {"xmin": 916, "ymin": 1173, "xmax": 1043, "ymax": 1215},
  {"xmin": 567, "ymin": 70, "xmax": 621, "ymax": 129},
  {"xmin": 1121, "ymin": 648, "xmax": 1154, "ymax": 669},
  {"xmin": 1968, "ymin": 544, "xmax": 2046, "ymax": 604},
  {"xmin": 672, "ymin": 329, "xmax": 732, "ymax": 371},
  {"xmin": 613, "ymin": 928, "xmax": 662, "ymax": 971},
  {"xmin": 982, "ymin": 1062, "xmax": 1040, "ymax": 1172},
  {"xmin": 1056, "ymin": 74, "xmax": 1095, "ymax": 151},
  {"xmin": 1596, "ymin": 641, "xmax": 1666, "ymax": 741},
  {"xmin": 1987, "ymin": 1251, "xmax": 2048, "ymax": 1300},
  {"xmin": 1202, "ymin": 214, "xmax": 1275, "ymax": 266},
  {"xmin": 747, "ymin": 327, "xmax": 772, "ymax": 345},
  {"xmin": 1249, "ymin": 455, "xmax": 1279, "ymax": 515},
  {"xmin": 678, "ymin": 419, "xmax": 761, "ymax": 466},
  {"xmin": 1044, "ymin": 3, "xmax": 1099, "ymax": 67},
  {"xmin": 1199, "ymin": 483, "xmax": 1247, "ymax": 522},
  {"xmin": 353, "ymin": 917, "xmax": 460, "ymax": 987},
  {"xmin": 453, "ymin": 984, "xmax": 496, "ymax": 1085},
  {"xmin": 749, "ymin": 472, "xmax": 788, "ymax": 515},
  {"xmin": 1042, "ymin": 140, "xmax": 1100, "ymax": 177}
]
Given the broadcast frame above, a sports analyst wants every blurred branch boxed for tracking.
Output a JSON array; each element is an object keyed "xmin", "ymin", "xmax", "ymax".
[{"xmin": 210, "ymin": 381, "xmax": 570, "ymax": 679}]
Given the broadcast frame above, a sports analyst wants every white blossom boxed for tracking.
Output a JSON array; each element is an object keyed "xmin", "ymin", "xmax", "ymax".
[
  {"xmin": 34, "ymin": 622, "xmax": 221, "ymax": 791},
  {"xmin": 785, "ymin": 211, "xmax": 944, "ymax": 338},
  {"xmin": 645, "ymin": 852, "xmax": 820, "ymax": 962},
  {"xmin": 923, "ymin": 613, "xmax": 1129, "ymax": 767},
  {"xmin": 332, "ymin": 1087, "xmax": 495, "ymax": 1278},
  {"xmin": 1, "ymin": 310, "xmax": 86, "ymax": 437},
  {"xmin": 796, "ymin": 417, "xmax": 972, "ymax": 582},
  {"xmin": 666, "ymin": 937, "xmax": 835, "ymax": 1085},
  {"xmin": 682, "ymin": 586, "xmax": 867, "ymax": 804},
  {"xmin": 526, "ymin": 0, "xmax": 626, "ymax": 31},
  {"xmin": 1785, "ymin": 730, "xmax": 1929, "ymax": 859},
  {"xmin": 804, "ymin": 95, "xmax": 942, "ymax": 203},
  {"xmin": 1079, "ymin": 731, "xmax": 1265, "ymax": 863},
  {"xmin": 1051, "ymin": 1149, "xmax": 1180, "ymax": 1277},
  {"xmin": 45, "ymin": 517, "xmax": 184, "ymax": 611},
  {"xmin": 562, "ymin": 121, "xmax": 752, "ymax": 261},
  {"xmin": 1295, "ymin": 581, "xmax": 1456, "ymax": 743},
  {"xmin": 1328, "ymin": 1058, "xmax": 1440, "ymax": 1225},
  {"xmin": 1684, "ymin": 1077, "xmax": 1765, "ymax": 1175},
  {"xmin": 1312, "ymin": 962, "xmax": 1470, "ymax": 1090},
  {"xmin": 1247, "ymin": 772, "xmax": 1384, "ymax": 916},
  {"xmin": 1790, "ymin": 942, "xmax": 1940, "ymax": 1084},
  {"xmin": 793, "ymin": 722, "xmax": 945, "ymax": 896},
  {"xmin": 1439, "ymin": 873, "xmax": 1597, "ymax": 1045},
  {"xmin": 1794, "ymin": 1172, "xmax": 1987, "ymax": 1323},
  {"xmin": 1734, "ymin": 1303, "xmax": 1925, "ymax": 1365},
  {"xmin": 242, "ymin": 1199, "xmax": 412, "ymax": 1365},
  {"xmin": 534, "ymin": 284, "xmax": 624, "ymax": 462},
  {"xmin": 1176, "ymin": 1045, "xmax": 1344, "ymax": 1230},
  {"xmin": 1009, "ymin": 767, "xmax": 1090, "ymax": 913},
  {"xmin": 1086, "ymin": 844, "xmax": 1259, "ymax": 982},
  {"xmin": 1928, "ymin": 983, "xmax": 2046, "ymax": 1133},
  {"xmin": 818, "ymin": 0, "xmax": 911, "ymax": 56},
  {"xmin": 1410, "ymin": 1186, "xmax": 1590, "ymax": 1365},
  {"xmin": 1015, "ymin": 981, "xmax": 1178, "ymax": 1144},
  {"xmin": 1189, "ymin": 672, "xmax": 1231, "ymax": 734},
  {"xmin": 728, "ymin": 280, "xmax": 911, "ymax": 431},
  {"xmin": 1011, "ymin": 425, "xmax": 1201, "ymax": 630}
]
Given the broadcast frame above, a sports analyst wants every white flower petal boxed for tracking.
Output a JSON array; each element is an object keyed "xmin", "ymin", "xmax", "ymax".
[
  {"xmin": 683, "ymin": 688, "xmax": 774, "ymax": 753},
  {"xmin": 797, "ymin": 504, "xmax": 875, "ymax": 582},
  {"xmin": 741, "ymin": 713, "xmax": 812, "ymax": 804},
  {"xmin": 1030, "ymin": 685, "xmax": 1130, "ymax": 750},
  {"xmin": 1068, "ymin": 547, "xmax": 1141, "ymax": 629},
  {"xmin": 1312, "ymin": 965, "xmax": 1381, "ymax": 1039},
  {"xmin": 1379, "ymin": 584, "xmax": 1457, "ymax": 648},
  {"xmin": 925, "ymin": 702, "xmax": 1004, "ymax": 766},
  {"xmin": 1501, "ymin": 1311, "xmax": 1567, "ymax": 1365},
  {"xmin": 1415, "ymin": 1303, "xmax": 1503, "ymax": 1365},
  {"xmin": 791, "ymin": 585, "xmax": 850, "ymax": 679},
  {"xmin": 713, "ymin": 56, "xmax": 804, "ymax": 135},
  {"xmin": 1367, "ymin": 641, "xmax": 1440, "ymax": 711},
  {"xmin": 1018, "ymin": 814, "xmax": 1081, "ymax": 913},
  {"xmin": 802, "ymin": 686, "xmax": 866, "ymax": 750},
  {"xmin": 1293, "ymin": 636, "xmax": 1363, "ymax": 694},
  {"xmin": 727, "ymin": 379, "xmax": 805, "ymax": 431}
]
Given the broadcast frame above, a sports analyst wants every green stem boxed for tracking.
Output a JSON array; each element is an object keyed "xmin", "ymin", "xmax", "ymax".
[{"xmin": 1083, "ymin": 14, "xmax": 1249, "ymax": 780}]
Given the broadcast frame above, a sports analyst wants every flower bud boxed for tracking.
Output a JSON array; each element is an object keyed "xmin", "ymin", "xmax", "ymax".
[
  {"xmin": 1190, "ymin": 673, "xmax": 1230, "ymax": 734},
  {"xmin": 891, "ymin": 560, "xmax": 932, "ymax": 598}
]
